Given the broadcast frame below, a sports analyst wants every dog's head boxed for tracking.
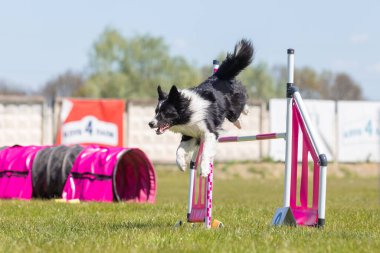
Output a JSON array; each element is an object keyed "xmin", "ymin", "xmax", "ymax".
[{"xmin": 149, "ymin": 85, "xmax": 186, "ymax": 135}]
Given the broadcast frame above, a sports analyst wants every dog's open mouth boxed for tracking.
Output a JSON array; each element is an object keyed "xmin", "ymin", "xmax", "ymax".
[{"xmin": 156, "ymin": 124, "xmax": 171, "ymax": 135}]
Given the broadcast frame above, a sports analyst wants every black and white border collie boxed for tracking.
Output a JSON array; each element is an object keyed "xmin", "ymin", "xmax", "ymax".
[{"xmin": 149, "ymin": 39, "xmax": 254, "ymax": 177}]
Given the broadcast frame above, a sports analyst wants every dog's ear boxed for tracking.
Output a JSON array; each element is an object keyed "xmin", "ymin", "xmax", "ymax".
[
  {"xmin": 157, "ymin": 85, "xmax": 167, "ymax": 100},
  {"xmin": 168, "ymin": 85, "xmax": 180, "ymax": 101}
]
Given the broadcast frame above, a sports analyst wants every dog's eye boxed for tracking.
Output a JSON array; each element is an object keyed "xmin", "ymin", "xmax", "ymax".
[{"xmin": 164, "ymin": 112, "xmax": 177, "ymax": 118}]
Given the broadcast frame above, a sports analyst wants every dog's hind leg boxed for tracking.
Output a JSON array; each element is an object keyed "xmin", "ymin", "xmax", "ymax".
[
  {"xmin": 232, "ymin": 104, "xmax": 249, "ymax": 129},
  {"xmin": 233, "ymin": 119, "xmax": 242, "ymax": 129},
  {"xmin": 176, "ymin": 135, "xmax": 197, "ymax": 171}
]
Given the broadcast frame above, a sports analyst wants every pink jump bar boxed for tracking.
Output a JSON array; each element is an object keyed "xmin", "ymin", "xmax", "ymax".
[{"xmin": 218, "ymin": 132, "xmax": 286, "ymax": 143}]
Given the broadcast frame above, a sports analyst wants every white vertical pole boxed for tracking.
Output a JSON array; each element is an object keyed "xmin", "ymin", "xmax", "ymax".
[
  {"xmin": 318, "ymin": 165, "xmax": 327, "ymax": 226},
  {"xmin": 287, "ymin": 49, "xmax": 295, "ymax": 83},
  {"xmin": 187, "ymin": 151, "xmax": 197, "ymax": 220},
  {"xmin": 283, "ymin": 49, "xmax": 295, "ymax": 207}
]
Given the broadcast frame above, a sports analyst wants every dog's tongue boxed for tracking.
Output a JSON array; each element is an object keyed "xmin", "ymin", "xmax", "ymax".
[
  {"xmin": 156, "ymin": 128, "xmax": 164, "ymax": 135},
  {"xmin": 156, "ymin": 125, "xmax": 169, "ymax": 135}
]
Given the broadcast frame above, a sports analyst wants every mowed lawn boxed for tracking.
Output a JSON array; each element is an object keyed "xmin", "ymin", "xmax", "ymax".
[{"xmin": 0, "ymin": 164, "xmax": 379, "ymax": 253}]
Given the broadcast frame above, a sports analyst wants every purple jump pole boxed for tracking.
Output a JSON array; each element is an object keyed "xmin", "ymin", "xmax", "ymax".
[{"xmin": 218, "ymin": 132, "xmax": 286, "ymax": 143}]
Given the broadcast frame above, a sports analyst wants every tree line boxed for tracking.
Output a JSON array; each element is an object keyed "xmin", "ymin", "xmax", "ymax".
[{"xmin": 1, "ymin": 27, "xmax": 363, "ymax": 102}]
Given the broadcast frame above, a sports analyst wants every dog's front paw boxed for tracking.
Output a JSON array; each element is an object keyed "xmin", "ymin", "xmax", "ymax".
[
  {"xmin": 200, "ymin": 158, "xmax": 211, "ymax": 177},
  {"xmin": 242, "ymin": 104, "xmax": 249, "ymax": 115},
  {"xmin": 176, "ymin": 153, "xmax": 187, "ymax": 172}
]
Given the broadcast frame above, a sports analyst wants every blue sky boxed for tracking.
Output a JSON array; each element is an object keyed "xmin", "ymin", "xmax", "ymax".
[{"xmin": 1, "ymin": 0, "xmax": 379, "ymax": 100}]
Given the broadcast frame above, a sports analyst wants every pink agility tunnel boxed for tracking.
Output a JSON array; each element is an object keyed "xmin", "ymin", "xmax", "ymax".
[
  {"xmin": 0, "ymin": 145, "xmax": 44, "ymax": 199},
  {"xmin": 62, "ymin": 145, "xmax": 156, "ymax": 203}
]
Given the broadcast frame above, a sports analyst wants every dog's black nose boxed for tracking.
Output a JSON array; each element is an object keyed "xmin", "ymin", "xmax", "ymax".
[{"xmin": 148, "ymin": 121, "xmax": 155, "ymax": 128}]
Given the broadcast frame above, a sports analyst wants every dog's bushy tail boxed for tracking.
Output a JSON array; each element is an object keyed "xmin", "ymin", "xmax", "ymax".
[{"xmin": 215, "ymin": 39, "xmax": 254, "ymax": 80}]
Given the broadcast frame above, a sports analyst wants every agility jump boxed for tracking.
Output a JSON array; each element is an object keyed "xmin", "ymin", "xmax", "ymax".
[{"xmin": 184, "ymin": 49, "xmax": 328, "ymax": 229}]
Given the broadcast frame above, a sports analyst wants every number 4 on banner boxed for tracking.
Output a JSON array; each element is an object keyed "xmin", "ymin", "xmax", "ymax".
[
  {"xmin": 85, "ymin": 120, "xmax": 93, "ymax": 135},
  {"xmin": 365, "ymin": 120, "xmax": 372, "ymax": 136}
]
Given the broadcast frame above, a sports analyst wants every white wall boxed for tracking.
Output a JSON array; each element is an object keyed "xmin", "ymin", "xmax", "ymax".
[
  {"xmin": 0, "ymin": 96, "xmax": 51, "ymax": 146},
  {"xmin": 1, "ymin": 96, "xmax": 379, "ymax": 163}
]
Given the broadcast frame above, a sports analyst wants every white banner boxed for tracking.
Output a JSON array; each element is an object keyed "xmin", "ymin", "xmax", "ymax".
[
  {"xmin": 61, "ymin": 116, "xmax": 118, "ymax": 146},
  {"xmin": 337, "ymin": 101, "xmax": 380, "ymax": 162}
]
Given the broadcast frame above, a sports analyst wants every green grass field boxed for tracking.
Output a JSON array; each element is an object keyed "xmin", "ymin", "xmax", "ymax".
[{"xmin": 0, "ymin": 164, "xmax": 379, "ymax": 253}]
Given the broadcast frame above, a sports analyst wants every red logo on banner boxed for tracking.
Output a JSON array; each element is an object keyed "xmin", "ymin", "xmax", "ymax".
[{"xmin": 56, "ymin": 99, "xmax": 125, "ymax": 147}]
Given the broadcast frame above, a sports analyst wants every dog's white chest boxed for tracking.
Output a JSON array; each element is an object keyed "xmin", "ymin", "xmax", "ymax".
[{"xmin": 169, "ymin": 123, "xmax": 205, "ymax": 138}]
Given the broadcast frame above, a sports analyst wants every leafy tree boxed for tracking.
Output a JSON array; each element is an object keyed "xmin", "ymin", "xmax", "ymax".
[
  {"xmin": 329, "ymin": 73, "xmax": 362, "ymax": 100},
  {"xmin": 318, "ymin": 70, "xmax": 334, "ymax": 99},
  {"xmin": 82, "ymin": 28, "xmax": 201, "ymax": 99},
  {"xmin": 294, "ymin": 67, "xmax": 321, "ymax": 99},
  {"xmin": 271, "ymin": 65, "xmax": 288, "ymax": 98},
  {"xmin": 270, "ymin": 65, "xmax": 363, "ymax": 100}
]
